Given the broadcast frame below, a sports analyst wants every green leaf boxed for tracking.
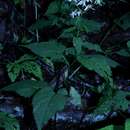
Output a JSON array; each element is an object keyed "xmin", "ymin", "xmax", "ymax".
[
  {"xmin": 22, "ymin": 61, "xmax": 43, "ymax": 80},
  {"xmin": 116, "ymin": 49, "xmax": 130, "ymax": 57},
  {"xmin": 73, "ymin": 37, "xmax": 103, "ymax": 54},
  {"xmin": 33, "ymin": 87, "xmax": 68, "ymax": 130},
  {"xmin": 29, "ymin": 19, "xmax": 51, "ymax": 31},
  {"xmin": 77, "ymin": 54, "xmax": 113, "ymax": 81},
  {"xmin": 45, "ymin": 0, "xmax": 61, "ymax": 15},
  {"xmin": 0, "ymin": 112, "xmax": 20, "ymax": 130},
  {"xmin": 125, "ymin": 119, "xmax": 130, "ymax": 130},
  {"xmin": 73, "ymin": 37, "xmax": 82, "ymax": 54},
  {"xmin": 82, "ymin": 41, "xmax": 103, "ymax": 52},
  {"xmin": 23, "ymin": 40, "xmax": 66, "ymax": 61},
  {"xmin": 7, "ymin": 63, "xmax": 21, "ymax": 82},
  {"xmin": 127, "ymin": 41, "xmax": 130, "ymax": 48},
  {"xmin": 77, "ymin": 54, "xmax": 117, "ymax": 86},
  {"xmin": 60, "ymin": 27, "xmax": 76, "ymax": 38},
  {"xmin": 115, "ymin": 12, "xmax": 130, "ymax": 30},
  {"xmin": 71, "ymin": 17, "xmax": 104, "ymax": 33},
  {"xmin": 70, "ymin": 87, "xmax": 82, "ymax": 106},
  {"xmin": 1, "ymin": 80, "xmax": 42, "ymax": 97},
  {"xmin": 94, "ymin": 91, "xmax": 130, "ymax": 114},
  {"xmin": 99, "ymin": 125, "xmax": 114, "ymax": 130}
]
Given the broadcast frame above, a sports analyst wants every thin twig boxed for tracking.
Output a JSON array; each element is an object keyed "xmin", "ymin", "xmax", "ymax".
[{"xmin": 34, "ymin": 0, "xmax": 39, "ymax": 42}]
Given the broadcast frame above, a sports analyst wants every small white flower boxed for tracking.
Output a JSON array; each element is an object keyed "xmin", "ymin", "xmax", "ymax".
[
  {"xmin": 84, "ymin": 4, "xmax": 93, "ymax": 11},
  {"xmin": 70, "ymin": 10, "xmax": 82, "ymax": 18},
  {"xmin": 77, "ymin": 0, "xmax": 87, "ymax": 7}
]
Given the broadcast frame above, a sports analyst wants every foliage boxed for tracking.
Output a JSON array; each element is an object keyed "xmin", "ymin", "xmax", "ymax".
[
  {"xmin": 125, "ymin": 119, "xmax": 130, "ymax": 130},
  {"xmin": 23, "ymin": 41, "xmax": 66, "ymax": 61},
  {"xmin": 7, "ymin": 54, "xmax": 43, "ymax": 82},
  {"xmin": 0, "ymin": 112, "xmax": 20, "ymax": 130},
  {"xmin": 94, "ymin": 90, "xmax": 130, "ymax": 114},
  {"xmin": 1, "ymin": 0, "xmax": 130, "ymax": 130},
  {"xmin": 99, "ymin": 125, "xmax": 113, "ymax": 130},
  {"xmin": 33, "ymin": 87, "xmax": 68, "ymax": 130}
]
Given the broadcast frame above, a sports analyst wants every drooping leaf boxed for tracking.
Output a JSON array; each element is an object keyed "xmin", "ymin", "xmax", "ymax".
[
  {"xmin": 1, "ymin": 80, "xmax": 43, "ymax": 97},
  {"xmin": 32, "ymin": 87, "xmax": 68, "ymax": 130},
  {"xmin": 115, "ymin": 12, "xmax": 130, "ymax": 30},
  {"xmin": 0, "ymin": 112, "xmax": 20, "ymax": 130},
  {"xmin": 23, "ymin": 40, "xmax": 66, "ymax": 61}
]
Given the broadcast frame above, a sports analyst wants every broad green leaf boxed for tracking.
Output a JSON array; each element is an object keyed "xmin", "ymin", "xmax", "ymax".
[
  {"xmin": 23, "ymin": 40, "xmax": 66, "ymax": 60},
  {"xmin": 77, "ymin": 54, "xmax": 112, "ymax": 78},
  {"xmin": 45, "ymin": 1, "xmax": 61, "ymax": 15},
  {"xmin": 125, "ymin": 119, "xmax": 130, "ymax": 130},
  {"xmin": 73, "ymin": 37, "xmax": 82, "ymax": 54},
  {"xmin": 99, "ymin": 125, "xmax": 114, "ymax": 130},
  {"xmin": 33, "ymin": 87, "xmax": 68, "ymax": 130},
  {"xmin": 1, "ymin": 80, "xmax": 43, "ymax": 97},
  {"xmin": 115, "ymin": 12, "xmax": 130, "ymax": 30},
  {"xmin": 7, "ymin": 63, "xmax": 21, "ymax": 82},
  {"xmin": 0, "ymin": 112, "xmax": 20, "ymax": 130},
  {"xmin": 21, "ymin": 61, "xmax": 43, "ymax": 80},
  {"xmin": 70, "ymin": 87, "xmax": 82, "ymax": 106},
  {"xmin": 77, "ymin": 54, "xmax": 117, "ymax": 86}
]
